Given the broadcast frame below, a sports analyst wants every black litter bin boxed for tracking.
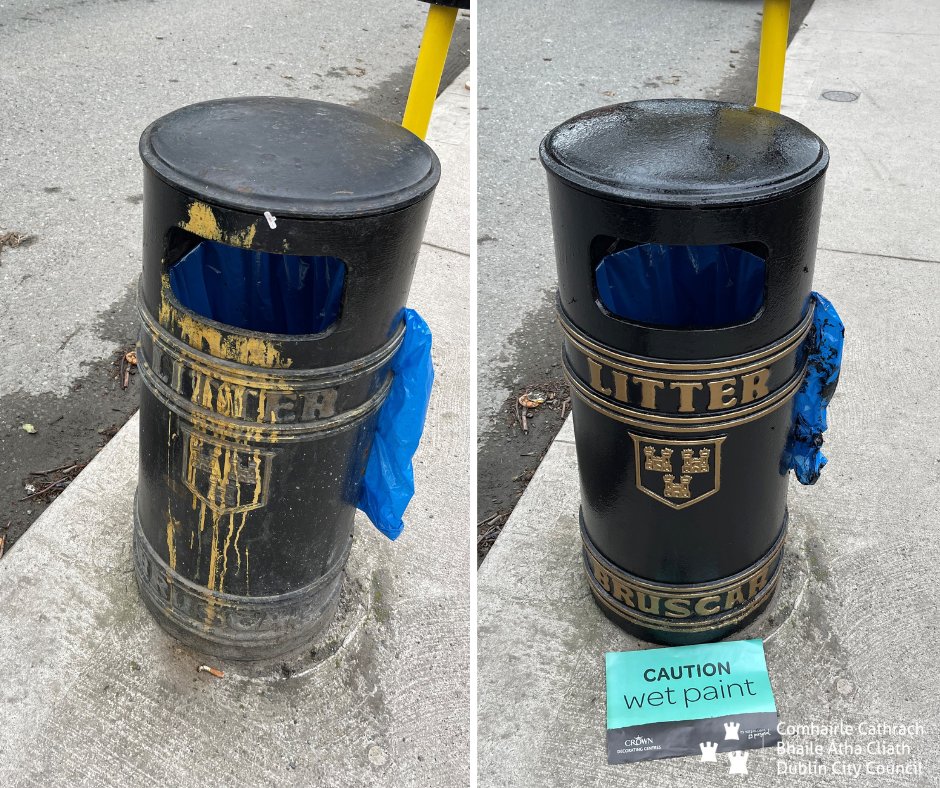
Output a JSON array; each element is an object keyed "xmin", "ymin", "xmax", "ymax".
[
  {"xmin": 541, "ymin": 99, "xmax": 829, "ymax": 645},
  {"xmin": 134, "ymin": 97, "xmax": 439, "ymax": 659}
]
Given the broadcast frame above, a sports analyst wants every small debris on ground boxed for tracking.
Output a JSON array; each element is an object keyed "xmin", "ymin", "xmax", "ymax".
[
  {"xmin": 478, "ymin": 375, "xmax": 571, "ymax": 563},
  {"xmin": 21, "ymin": 423, "xmax": 37, "ymax": 434},
  {"xmin": 121, "ymin": 350, "xmax": 138, "ymax": 390},
  {"xmin": 512, "ymin": 382, "xmax": 565, "ymax": 420},
  {"xmin": 0, "ymin": 231, "xmax": 36, "ymax": 261},
  {"xmin": 513, "ymin": 383, "xmax": 564, "ymax": 435},
  {"xmin": 518, "ymin": 391, "xmax": 547, "ymax": 409},
  {"xmin": 198, "ymin": 664, "xmax": 225, "ymax": 678},
  {"xmin": 21, "ymin": 461, "xmax": 87, "ymax": 502},
  {"xmin": 477, "ymin": 511, "xmax": 509, "ymax": 558},
  {"xmin": 0, "ymin": 534, "xmax": 5, "ymax": 559},
  {"xmin": 116, "ymin": 345, "xmax": 138, "ymax": 390}
]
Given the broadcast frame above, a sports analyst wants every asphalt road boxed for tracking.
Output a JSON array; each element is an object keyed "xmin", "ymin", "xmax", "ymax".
[
  {"xmin": 0, "ymin": 0, "xmax": 469, "ymax": 550},
  {"xmin": 476, "ymin": 0, "xmax": 813, "ymax": 559}
]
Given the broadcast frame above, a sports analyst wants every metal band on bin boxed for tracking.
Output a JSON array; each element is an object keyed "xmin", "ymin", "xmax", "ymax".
[
  {"xmin": 560, "ymin": 303, "xmax": 814, "ymax": 433},
  {"xmin": 142, "ymin": 282, "xmax": 406, "ymax": 390},
  {"xmin": 137, "ymin": 285, "xmax": 402, "ymax": 441},
  {"xmin": 557, "ymin": 302, "xmax": 814, "ymax": 373},
  {"xmin": 133, "ymin": 501, "xmax": 350, "ymax": 653},
  {"xmin": 581, "ymin": 520, "xmax": 786, "ymax": 634}
]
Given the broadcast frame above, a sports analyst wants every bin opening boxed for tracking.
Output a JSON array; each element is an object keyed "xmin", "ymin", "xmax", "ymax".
[
  {"xmin": 169, "ymin": 239, "xmax": 346, "ymax": 334},
  {"xmin": 593, "ymin": 240, "xmax": 766, "ymax": 329}
]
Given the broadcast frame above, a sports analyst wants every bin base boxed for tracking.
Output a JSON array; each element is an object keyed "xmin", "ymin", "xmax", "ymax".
[
  {"xmin": 133, "ymin": 495, "xmax": 346, "ymax": 661},
  {"xmin": 580, "ymin": 515, "xmax": 785, "ymax": 645}
]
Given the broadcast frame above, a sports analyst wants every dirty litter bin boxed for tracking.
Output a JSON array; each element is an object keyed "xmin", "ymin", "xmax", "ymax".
[
  {"xmin": 541, "ymin": 99, "xmax": 843, "ymax": 645},
  {"xmin": 134, "ymin": 97, "xmax": 439, "ymax": 659}
]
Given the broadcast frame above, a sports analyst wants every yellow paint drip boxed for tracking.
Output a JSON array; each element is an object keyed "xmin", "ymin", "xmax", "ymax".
[
  {"xmin": 205, "ymin": 513, "xmax": 221, "ymax": 625},
  {"xmin": 233, "ymin": 511, "xmax": 248, "ymax": 574},
  {"xmin": 153, "ymin": 244, "xmax": 304, "ymax": 624},
  {"xmin": 182, "ymin": 411, "xmax": 269, "ymax": 613},
  {"xmin": 166, "ymin": 513, "xmax": 179, "ymax": 572},
  {"xmin": 158, "ymin": 277, "xmax": 293, "ymax": 368},
  {"xmin": 217, "ymin": 462, "xmax": 244, "ymax": 595},
  {"xmin": 180, "ymin": 201, "xmax": 257, "ymax": 248},
  {"xmin": 219, "ymin": 513, "xmax": 237, "ymax": 595}
]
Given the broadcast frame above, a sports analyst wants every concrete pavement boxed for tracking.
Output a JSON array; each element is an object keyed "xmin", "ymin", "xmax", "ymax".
[
  {"xmin": 0, "ymin": 71, "xmax": 471, "ymax": 788},
  {"xmin": 478, "ymin": 0, "xmax": 940, "ymax": 785},
  {"xmin": 0, "ymin": 0, "xmax": 469, "ymax": 551}
]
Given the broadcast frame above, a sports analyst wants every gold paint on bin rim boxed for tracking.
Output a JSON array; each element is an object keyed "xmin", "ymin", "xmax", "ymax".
[
  {"xmin": 579, "ymin": 522, "xmax": 787, "ymax": 633},
  {"xmin": 138, "ymin": 351, "xmax": 393, "ymax": 442},
  {"xmin": 585, "ymin": 570, "xmax": 782, "ymax": 634},
  {"xmin": 556, "ymin": 302, "xmax": 814, "ymax": 376},
  {"xmin": 564, "ymin": 355, "xmax": 805, "ymax": 433},
  {"xmin": 584, "ymin": 531, "xmax": 785, "ymax": 633},
  {"xmin": 581, "ymin": 519, "xmax": 786, "ymax": 596},
  {"xmin": 138, "ymin": 280, "xmax": 405, "ymax": 387}
]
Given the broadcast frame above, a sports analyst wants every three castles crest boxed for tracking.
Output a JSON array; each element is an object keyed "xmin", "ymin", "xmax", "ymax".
[{"xmin": 630, "ymin": 434, "xmax": 726, "ymax": 509}]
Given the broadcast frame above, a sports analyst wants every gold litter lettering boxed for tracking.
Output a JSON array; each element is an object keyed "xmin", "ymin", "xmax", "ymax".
[{"xmin": 580, "ymin": 351, "xmax": 780, "ymax": 415}]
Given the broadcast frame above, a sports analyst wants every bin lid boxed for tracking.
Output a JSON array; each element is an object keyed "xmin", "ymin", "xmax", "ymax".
[
  {"xmin": 140, "ymin": 97, "xmax": 440, "ymax": 219},
  {"xmin": 540, "ymin": 99, "xmax": 828, "ymax": 207}
]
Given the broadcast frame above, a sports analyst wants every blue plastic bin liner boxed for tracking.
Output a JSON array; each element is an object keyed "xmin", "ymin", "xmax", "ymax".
[
  {"xmin": 358, "ymin": 308, "xmax": 434, "ymax": 540},
  {"xmin": 784, "ymin": 292, "xmax": 844, "ymax": 485},
  {"xmin": 595, "ymin": 243, "xmax": 766, "ymax": 328},
  {"xmin": 169, "ymin": 240, "xmax": 345, "ymax": 334}
]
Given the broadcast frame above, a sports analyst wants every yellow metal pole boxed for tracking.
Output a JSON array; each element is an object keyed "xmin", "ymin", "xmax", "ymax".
[
  {"xmin": 755, "ymin": 0, "xmax": 791, "ymax": 112},
  {"xmin": 402, "ymin": 4, "xmax": 459, "ymax": 140}
]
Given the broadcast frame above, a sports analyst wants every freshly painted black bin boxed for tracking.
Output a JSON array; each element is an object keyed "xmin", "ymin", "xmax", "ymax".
[
  {"xmin": 541, "ymin": 99, "xmax": 828, "ymax": 645},
  {"xmin": 134, "ymin": 98, "xmax": 439, "ymax": 659}
]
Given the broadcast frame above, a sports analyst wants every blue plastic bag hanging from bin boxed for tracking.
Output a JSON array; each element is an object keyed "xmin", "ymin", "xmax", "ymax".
[
  {"xmin": 358, "ymin": 308, "xmax": 434, "ymax": 540},
  {"xmin": 784, "ymin": 292, "xmax": 844, "ymax": 484},
  {"xmin": 170, "ymin": 241, "xmax": 434, "ymax": 541},
  {"xmin": 594, "ymin": 244, "xmax": 843, "ymax": 484}
]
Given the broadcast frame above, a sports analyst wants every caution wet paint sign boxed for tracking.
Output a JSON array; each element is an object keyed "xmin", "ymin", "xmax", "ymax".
[{"xmin": 605, "ymin": 639, "xmax": 781, "ymax": 765}]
